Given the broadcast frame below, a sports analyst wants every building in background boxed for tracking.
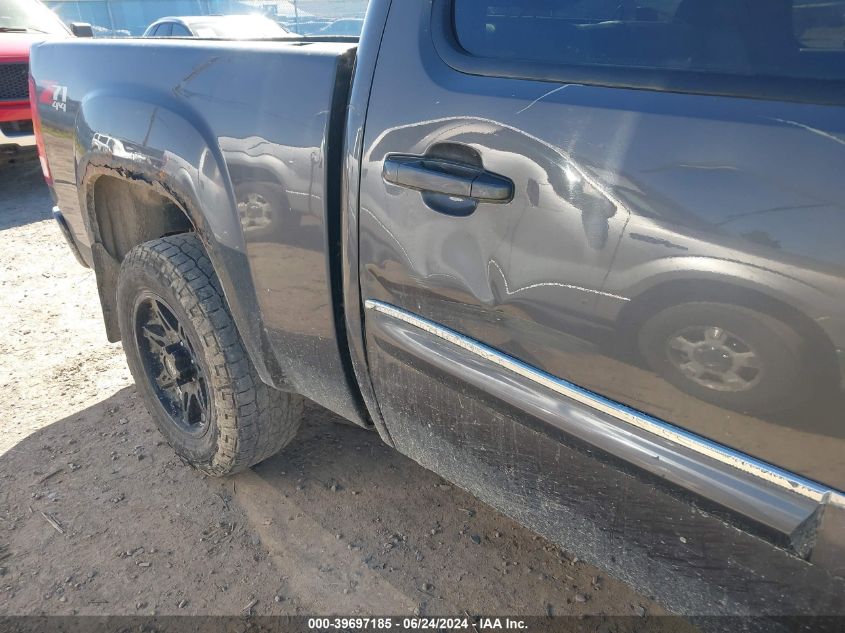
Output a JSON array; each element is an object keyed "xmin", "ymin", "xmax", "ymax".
[{"xmin": 43, "ymin": 0, "xmax": 367, "ymax": 36}]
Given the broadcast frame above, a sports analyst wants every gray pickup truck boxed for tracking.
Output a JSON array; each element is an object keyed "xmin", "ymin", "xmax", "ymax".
[{"xmin": 31, "ymin": 0, "xmax": 845, "ymax": 618}]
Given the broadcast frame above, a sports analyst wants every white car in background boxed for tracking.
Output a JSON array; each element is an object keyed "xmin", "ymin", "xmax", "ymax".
[{"xmin": 142, "ymin": 14, "xmax": 297, "ymax": 39}]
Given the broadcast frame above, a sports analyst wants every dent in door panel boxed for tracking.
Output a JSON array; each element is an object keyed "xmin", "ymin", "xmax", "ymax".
[
  {"xmin": 359, "ymin": 27, "xmax": 845, "ymax": 489},
  {"xmin": 362, "ymin": 116, "xmax": 628, "ymax": 355}
]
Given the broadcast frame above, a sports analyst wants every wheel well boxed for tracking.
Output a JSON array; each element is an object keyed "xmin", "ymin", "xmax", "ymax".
[
  {"xmin": 93, "ymin": 175, "xmax": 194, "ymax": 262},
  {"xmin": 90, "ymin": 175, "xmax": 195, "ymax": 341},
  {"xmin": 617, "ymin": 279, "xmax": 840, "ymax": 387}
]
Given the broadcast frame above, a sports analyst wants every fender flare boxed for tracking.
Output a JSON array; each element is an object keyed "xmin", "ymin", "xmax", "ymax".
[{"xmin": 73, "ymin": 87, "xmax": 287, "ymax": 389}]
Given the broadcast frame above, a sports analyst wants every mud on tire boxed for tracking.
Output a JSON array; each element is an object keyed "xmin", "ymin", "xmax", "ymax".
[{"xmin": 117, "ymin": 234, "xmax": 303, "ymax": 475}]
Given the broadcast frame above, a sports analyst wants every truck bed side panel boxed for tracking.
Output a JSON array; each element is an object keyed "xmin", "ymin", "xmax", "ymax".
[{"xmin": 31, "ymin": 39, "xmax": 365, "ymax": 423}]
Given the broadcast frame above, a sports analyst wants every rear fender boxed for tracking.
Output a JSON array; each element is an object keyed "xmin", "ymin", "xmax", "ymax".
[{"xmin": 74, "ymin": 88, "xmax": 285, "ymax": 389}]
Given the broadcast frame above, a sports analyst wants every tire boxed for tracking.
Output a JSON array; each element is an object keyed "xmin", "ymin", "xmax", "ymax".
[
  {"xmin": 117, "ymin": 234, "xmax": 303, "ymax": 475},
  {"xmin": 638, "ymin": 301, "xmax": 809, "ymax": 414}
]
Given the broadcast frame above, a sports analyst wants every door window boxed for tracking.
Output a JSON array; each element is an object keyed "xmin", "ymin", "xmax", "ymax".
[
  {"xmin": 170, "ymin": 23, "xmax": 191, "ymax": 37},
  {"xmin": 152, "ymin": 22, "xmax": 172, "ymax": 37},
  {"xmin": 453, "ymin": 0, "xmax": 845, "ymax": 82}
]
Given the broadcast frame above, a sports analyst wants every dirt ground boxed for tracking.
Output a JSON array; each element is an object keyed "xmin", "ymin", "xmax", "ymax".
[{"xmin": 0, "ymin": 160, "xmax": 679, "ymax": 623}]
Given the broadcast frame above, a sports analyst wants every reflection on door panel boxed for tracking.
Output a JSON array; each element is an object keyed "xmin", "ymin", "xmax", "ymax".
[{"xmin": 358, "ymin": 0, "xmax": 845, "ymax": 490}]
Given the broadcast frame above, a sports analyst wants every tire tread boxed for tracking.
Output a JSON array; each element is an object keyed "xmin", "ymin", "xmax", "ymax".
[{"xmin": 119, "ymin": 234, "xmax": 302, "ymax": 476}]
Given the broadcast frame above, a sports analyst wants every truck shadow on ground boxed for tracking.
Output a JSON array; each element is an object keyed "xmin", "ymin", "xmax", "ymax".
[
  {"xmin": 0, "ymin": 160, "xmax": 52, "ymax": 232},
  {"xmin": 0, "ymin": 386, "xmax": 685, "ymax": 625}
]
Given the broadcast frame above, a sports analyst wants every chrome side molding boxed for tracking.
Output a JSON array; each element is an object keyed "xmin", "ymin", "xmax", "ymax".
[{"xmin": 365, "ymin": 299, "xmax": 845, "ymax": 509}]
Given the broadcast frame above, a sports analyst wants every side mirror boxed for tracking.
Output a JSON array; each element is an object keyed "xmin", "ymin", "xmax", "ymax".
[{"xmin": 70, "ymin": 22, "xmax": 94, "ymax": 37}]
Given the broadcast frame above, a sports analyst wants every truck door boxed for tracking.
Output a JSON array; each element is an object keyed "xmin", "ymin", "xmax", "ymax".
[{"xmin": 357, "ymin": 0, "xmax": 845, "ymax": 502}]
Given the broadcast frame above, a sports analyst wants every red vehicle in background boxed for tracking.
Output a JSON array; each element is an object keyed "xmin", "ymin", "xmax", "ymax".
[{"xmin": 1, "ymin": 0, "xmax": 87, "ymax": 164}]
